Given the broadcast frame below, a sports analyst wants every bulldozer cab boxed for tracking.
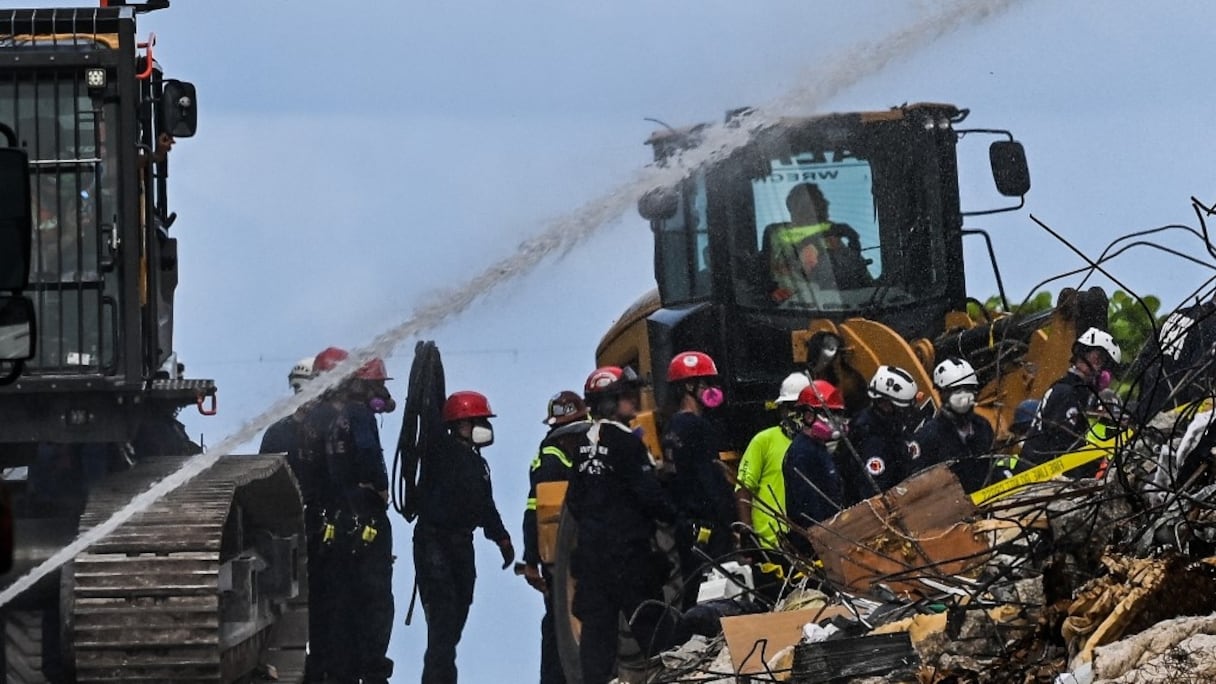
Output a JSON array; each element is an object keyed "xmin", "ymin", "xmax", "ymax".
[
  {"xmin": 642, "ymin": 104, "xmax": 1024, "ymax": 331},
  {"xmin": 632, "ymin": 104, "xmax": 1031, "ymax": 449},
  {"xmin": 0, "ymin": 7, "xmax": 209, "ymax": 443}
]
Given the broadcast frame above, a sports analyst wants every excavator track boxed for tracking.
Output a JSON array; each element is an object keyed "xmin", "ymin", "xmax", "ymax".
[{"xmin": 65, "ymin": 455, "xmax": 308, "ymax": 683}]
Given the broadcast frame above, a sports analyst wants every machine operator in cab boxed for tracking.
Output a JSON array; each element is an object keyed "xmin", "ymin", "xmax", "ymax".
[
  {"xmin": 567, "ymin": 367, "xmax": 678, "ymax": 684},
  {"xmin": 414, "ymin": 390, "xmax": 515, "ymax": 684},
  {"xmin": 662, "ymin": 351, "xmax": 737, "ymax": 608},
  {"xmin": 767, "ymin": 182, "xmax": 873, "ymax": 303},
  {"xmin": 520, "ymin": 390, "xmax": 591, "ymax": 684}
]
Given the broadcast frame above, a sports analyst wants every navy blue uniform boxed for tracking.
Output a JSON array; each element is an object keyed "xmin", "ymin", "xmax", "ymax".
[
  {"xmin": 322, "ymin": 402, "xmax": 394, "ymax": 684},
  {"xmin": 522, "ymin": 421, "xmax": 586, "ymax": 684},
  {"xmin": 913, "ymin": 411, "xmax": 995, "ymax": 492},
  {"xmin": 295, "ymin": 400, "xmax": 341, "ymax": 681},
  {"xmin": 567, "ymin": 420, "xmax": 677, "ymax": 684},
  {"xmin": 415, "ymin": 431, "xmax": 510, "ymax": 684},
  {"xmin": 783, "ymin": 432, "xmax": 843, "ymax": 544},
  {"xmin": 296, "ymin": 400, "xmax": 395, "ymax": 683},
  {"xmin": 838, "ymin": 407, "xmax": 914, "ymax": 506},
  {"xmin": 260, "ymin": 414, "xmax": 303, "ymax": 478},
  {"xmin": 1021, "ymin": 372, "xmax": 1098, "ymax": 476},
  {"xmin": 662, "ymin": 411, "xmax": 736, "ymax": 608}
]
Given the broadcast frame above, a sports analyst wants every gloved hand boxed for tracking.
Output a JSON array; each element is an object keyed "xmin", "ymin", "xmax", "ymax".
[
  {"xmin": 522, "ymin": 563, "xmax": 548, "ymax": 593},
  {"xmin": 497, "ymin": 538, "xmax": 515, "ymax": 570}
]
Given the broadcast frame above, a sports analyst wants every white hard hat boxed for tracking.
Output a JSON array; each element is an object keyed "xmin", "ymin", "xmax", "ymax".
[
  {"xmin": 868, "ymin": 365, "xmax": 918, "ymax": 407},
  {"xmin": 932, "ymin": 358, "xmax": 978, "ymax": 391},
  {"xmin": 289, "ymin": 356, "xmax": 316, "ymax": 392},
  {"xmin": 775, "ymin": 372, "xmax": 811, "ymax": 404},
  {"xmin": 1076, "ymin": 327, "xmax": 1122, "ymax": 365}
]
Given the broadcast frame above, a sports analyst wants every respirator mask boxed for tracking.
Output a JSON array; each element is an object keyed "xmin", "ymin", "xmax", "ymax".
[
  {"xmin": 471, "ymin": 420, "xmax": 495, "ymax": 447},
  {"xmin": 947, "ymin": 390, "xmax": 977, "ymax": 414},
  {"xmin": 807, "ymin": 411, "xmax": 847, "ymax": 442},
  {"xmin": 699, "ymin": 386, "xmax": 725, "ymax": 409},
  {"xmin": 368, "ymin": 396, "xmax": 397, "ymax": 414},
  {"xmin": 1095, "ymin": 369, "xmax": 1113, "ymax": 392}
]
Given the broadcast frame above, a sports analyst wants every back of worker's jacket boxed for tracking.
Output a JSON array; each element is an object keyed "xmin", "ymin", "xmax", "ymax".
[{"xmin": 567, "ymin": 420, "xmax": 676, "ymax": 550}]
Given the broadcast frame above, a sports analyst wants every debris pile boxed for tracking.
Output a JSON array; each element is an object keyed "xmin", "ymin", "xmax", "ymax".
[
  {"xmin": 635, "ymin": 400, "xmax": 1216, "ymax": 682},
  {"xmin": 613, "ymin": 205, "xmax": 1216, "ymax": 683}
]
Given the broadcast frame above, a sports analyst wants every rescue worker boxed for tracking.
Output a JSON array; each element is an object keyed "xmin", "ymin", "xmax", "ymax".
[
  {"xmin": 294, "ymin": 348, "xmax": 393, "ymax": 676},
  {"xmin": 913, "ymin": 358, "xmax": 995, "ymax": 492},
  {"xmin": 993, "ymin": 399, "xmax": 1039, "ymax": 459},
  {"xmin": 767, "ymin": 183, "xmax": 873, "ymax": 302},
  {"xmin": 662, "ymin": 351, "xmax": 737, "ymax": 608},
  {"xmin": 782, "ymin": 380, "xmax": 846, "ymax": 552},
  {"xmin": 258, "ymin": 356, "xmax": 316, "ymax": 477},
  {"xmin": 415, "ymin": 390, "xmax": 515, "ymax": 684},
  {"xmin": 837, "ymin": 365, "xmax": 920, "ymax": 506},
  {"xmin": 735, "ymin": 372, "xmax": 810, "ymax": 551},
  {"xmin": 1020, "ymin": 327, "xmax": 1122, "ymax": 477},
  {"xmin": 299, "ymin": 347, "xmax": 396, "ymax": 683},
  {"xmin": 567, "ymin": 366, "xmax": 678, "ymax": 684},
  {"xmin": 520, "ymin": 391, "xmax": 590, "ymax": 684}
]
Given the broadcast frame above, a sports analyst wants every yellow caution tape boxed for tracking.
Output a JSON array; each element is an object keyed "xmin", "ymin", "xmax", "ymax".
[{"xmin": 970, "ymin": 429, "xmax": 1133, "ymax": 506}]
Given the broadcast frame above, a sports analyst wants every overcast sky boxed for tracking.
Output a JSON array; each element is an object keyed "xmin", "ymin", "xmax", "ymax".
[{"xmin": 9, "ymin": 0, "xmax": 1216, "ymax": 680}]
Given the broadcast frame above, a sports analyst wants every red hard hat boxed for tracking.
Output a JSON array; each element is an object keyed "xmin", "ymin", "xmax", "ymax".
[
  {"xmin": 544, "ymin": 390, "xmax": 588, "ymax": 426},
  {"xmin": 443, "ymin": 391, "xmax": 495, "ymax": 422},
  {"xmin": 667, "ymin": 351, "xmax": 719, "ymax": 383},
  {"xmin": 356, "ymin": 357, "xmax": 389, "ymax": 381},
  {"xmin": 796, "ymin": 379, "xmax": 845, "ymax": 411},
  {"xmin": 584, "ymin": 366, "xmax": 642, "ymax": 398},
  {"xmin": 313, "ymin": 346, "xmax": 350, "ymax": 373}
]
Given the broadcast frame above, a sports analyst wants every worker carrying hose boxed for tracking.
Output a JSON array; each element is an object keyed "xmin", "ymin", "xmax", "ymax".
[
  {"xmin": 519, "ymin": 390, "xmax": 590, "ymax": 684},
  {"xmin": 567, "ymin": 366, "xmax": 678, "ymax": 684},
  {"xmin": 414, "ymin": 390, "xmax": 515, "ymax": 684},
  {"xmin": 300, "ymin": 346, "xmax": 397, "ymax": 684}
]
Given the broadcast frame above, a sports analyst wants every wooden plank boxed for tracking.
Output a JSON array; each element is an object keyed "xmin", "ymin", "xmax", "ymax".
[{"xmin": 807, "ymin": 463, "xmax": 989, "ymax": 596}]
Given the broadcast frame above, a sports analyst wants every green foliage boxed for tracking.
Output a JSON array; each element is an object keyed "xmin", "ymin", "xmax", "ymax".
[
  {"xmin": 968, "ymin": 291, "xmax": 1053, "ymax": 319},
  {"xmin": 1107, "ymin": 289, "xmax": 1161, "ymax": 364},
  {"xmin": 974, "ymin": 289, "xmax": 1161, "ymax": 364}
]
